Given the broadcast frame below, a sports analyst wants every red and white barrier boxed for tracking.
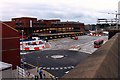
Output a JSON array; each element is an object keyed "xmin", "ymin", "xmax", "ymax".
[
  {"xmin": 20, "ymin": 39, "xmax": 47, "ymax": 51},
  {"xmin": 20, "ymin": 44, "xmax": 45, "ymax": 51},
  {"xmin": 20, "ymin": 39, "xmax": 45, "ymax": 45}
]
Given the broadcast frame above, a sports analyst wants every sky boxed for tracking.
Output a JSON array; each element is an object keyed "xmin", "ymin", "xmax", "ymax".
[{"xmin": 0, "ymin": 0, "xmax": 120, "ymax": 24}]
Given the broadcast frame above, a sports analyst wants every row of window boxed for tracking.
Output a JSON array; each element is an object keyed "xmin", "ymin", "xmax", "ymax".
[
  {"xmin": 33, "ymin": 27, "xmax": 75, "ymax": 32},
  {"xmin": 15, "ymin": 22, "xmax": 81, "ymax": 28},
  {"xmin": 16, "ymin": 22, "xmax": 46, "ymax": 25}
]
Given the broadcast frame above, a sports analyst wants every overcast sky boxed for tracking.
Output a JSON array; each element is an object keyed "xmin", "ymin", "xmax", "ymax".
[{"xmin": 0, "ymin": 0, "xmax": 120, "ymax": 24}]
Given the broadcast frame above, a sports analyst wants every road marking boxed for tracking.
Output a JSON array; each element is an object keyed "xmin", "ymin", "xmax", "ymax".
[
  {"xmin": 71, "ymin": 66, "xmax": 74, "ymax": 68},
  {"xmin": 60, "ymin": 67, "xmax": 63, "ymax": 70},
  {"xmin": 65, "ymin": 71, "xmax": 69, "ymax": 74},
  {"xmin": 43, "ymin": 67, "xmax": 46, "ymax": 69},
  {"xmin": 67, "ymin": 67, "xmax": 71, "ymax": 69},
  {"xmin": 46, "ymin": 67, "xmax": 50, "ymax": 70},
  {"xmin": 55, "ymin": 67, "xmax": 59, "ymax": 70},
  {"xmin": 64, "ymin": 67, "xmax": 67, "ymax": 69},
  {"xmin": 39, "ymin": 66, "xmax": 75, "ymax": 70},
  {"xmin": 51, "ymin": 67, "xmax": 54, "ymax": 70},
  {"xmin": 39, "ymin": 67, "xmax": 42, "ymax": 69}
]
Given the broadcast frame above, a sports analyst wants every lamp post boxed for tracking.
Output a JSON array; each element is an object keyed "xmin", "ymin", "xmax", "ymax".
[
  {"xmin": 21, "ymin": 30, "xmax": 26, "ymax": 69},
  {"xmin": 21, "ymin": 30, "xmax": 24, "ymax": 51},
  {"xmin": 21, "ymin": 30, "xmax": 25, "ymax": 77}
]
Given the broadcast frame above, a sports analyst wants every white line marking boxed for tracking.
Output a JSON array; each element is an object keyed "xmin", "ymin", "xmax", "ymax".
[
  {"xmin": 60, "ymin": 67, "xmax": 63, "ymax": 69},
  {"xmin": 64, "ymin": 67, "xmax": 67, "ymax": 69},
  {"xmin": 51, "ymin": 67, "xmax": 54, "ymax": 70},
  {"xmin": 46, "ymin": 67, "xmax": 50, "ymax": 70},
  {"xmin": 55, "ymin": 67, "xmax": 59, "ymax": 70}
]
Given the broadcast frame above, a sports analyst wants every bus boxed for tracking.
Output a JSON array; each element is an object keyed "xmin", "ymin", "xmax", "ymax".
[{"xmin": 94, "ymin": 39, "xmax": 104, "ymax": 48}]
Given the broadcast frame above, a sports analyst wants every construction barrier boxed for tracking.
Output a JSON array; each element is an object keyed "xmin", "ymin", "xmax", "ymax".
[
  {"xmin": 20, "ymin": 39, "xmax": 48, "ymax": 51},
  {"xmin": 20, "ymin": 44, "xmax": 45, "ymax": 51},
  {"xmin": 20, "ymin": 40, "xmax": 45, "ymax": 45}
]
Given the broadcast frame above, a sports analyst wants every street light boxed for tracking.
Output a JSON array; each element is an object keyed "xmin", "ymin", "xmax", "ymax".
[
  {"xmin": 21, "ymin": 30, "xmax": 25, "ymax": 77},
  {"xmin": 21, "ymin": 30, "xmax": 26, "ymax": 70},
  {"xmin": 21, "ymin": 30, "xmax": 24, "ymax": 51}
]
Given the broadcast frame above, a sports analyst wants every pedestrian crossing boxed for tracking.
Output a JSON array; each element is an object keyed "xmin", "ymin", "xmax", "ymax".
[{"xmin": 39, "ymin": 66, "xmax": 75, "ymax": 70}]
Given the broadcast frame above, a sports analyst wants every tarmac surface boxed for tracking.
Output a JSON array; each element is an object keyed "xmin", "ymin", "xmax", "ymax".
[
  {"xmin": 21, "ymin": 35, "xmax": 108, "ymax": 78},
  {"xmin": 22, "ymin": 50, "xmax": 89, "ymax": 77}
]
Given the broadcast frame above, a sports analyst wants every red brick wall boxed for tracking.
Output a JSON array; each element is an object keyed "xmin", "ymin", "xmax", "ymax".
[
  {"xmin": 1, "ymin": 23, "xmax": 20, "ymax": 69},
  {"xmin": 2, "ymin": 50, "xmax": 20, "ymax": 69},
  {"xmin": 3, "ymin": 21, "xmax": 16, "ymax": 28},
  {"xmin": 38, "ymin": 19, "xmax": 60, "ymax": 26},
  {"xmin": 12, "ymin": 17, "xmax": 37, "ymax": 28}
]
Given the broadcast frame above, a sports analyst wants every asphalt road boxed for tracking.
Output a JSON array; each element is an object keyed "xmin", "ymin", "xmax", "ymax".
[
  {"xmin": 21, "ymin": 35, "xmax": 108, "ymax": 77},
  {"xmin": 22, "ymin": 50, "xmax": 89, "ymax": 77},
  {"xmin": 49, "ymin": 36, "xmax": 108, "ymax": 50}
]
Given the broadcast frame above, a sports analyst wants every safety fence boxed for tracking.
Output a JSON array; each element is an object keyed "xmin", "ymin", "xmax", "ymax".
[
  {"xmin": 16, "ymin": 66, "xmax": 34, "ymax": 78},
  {"xmin": 20, "ymin": 41, "xmax": 51, "ymax": 51},
  {"xmin": 20, "ymin": 44, "xmax": 45, "ymax": 51}
]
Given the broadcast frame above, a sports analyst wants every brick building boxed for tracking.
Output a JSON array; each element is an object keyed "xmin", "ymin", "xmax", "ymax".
[
  {"xmin": 36, "ymin": 19, "xmax": 60, "ymax": 34},
  {"xmin": 1, "ymin": 22, "xmax": 20, "ymax": 69},
  {"xmin": 38, "ymin": 19, "xmax": 60, "ymax": 27},
  {"xmin": 3, "ymin": 21, "xmax": 16, "ymax": 28},
  {"xmin": 11, "ymin": 17, "xmax": 37, "ymax": 36},
  {"xmin": 3, "ymin": 17, "xmax": 85, "ymax": 36},
  {"xmin": 51, "ymin": 21, "xmax": 84, "ymax": 33},
  {"xmin": 12, "ymin": 17, "xmax": 37, "ymax": 28}
]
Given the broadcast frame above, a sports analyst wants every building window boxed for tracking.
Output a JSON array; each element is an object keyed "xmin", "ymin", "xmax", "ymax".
[
  {"xmin": 16, "ymin": 22, "xmax": 18, "ymax": 26},
  {"xmin": 19, "ymin": 21, "xmax": 22, "ymax": 26},
  {"xmin": 30, "ymin": 20, "xmax": 32, "ymax": 27},
  {"xmin": 20, "ymin": 25, "xmax": 22, "ymax": 27},
  {"xmin": 37, "ymin": 22, "xmax": 40, "ymax": 25}
]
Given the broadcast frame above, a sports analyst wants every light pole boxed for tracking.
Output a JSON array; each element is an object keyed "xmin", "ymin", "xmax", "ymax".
[
  {"xmin": 21, "ymin": 30, "xmax": 24, "ymax": 51},
  {"xmin": 21, "ymin": 30, "xmax": 25, "ymax": 77},
  {"xmin": 21, "ymin": 30, "xmax": 26, "ymax": 70}
]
